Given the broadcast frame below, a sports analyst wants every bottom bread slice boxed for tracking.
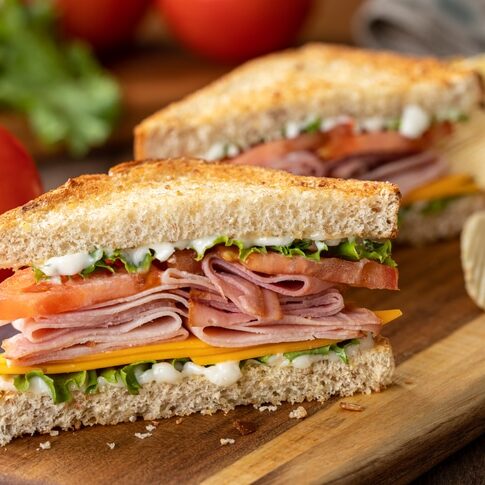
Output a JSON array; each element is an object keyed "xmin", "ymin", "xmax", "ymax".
[
  {"xmin": 0, "ymin": 338, "xmax": 394, "ymax": 446},
  {"xmin": 398, "ymin": 193, "xmax": 485, "ymax": 246}
]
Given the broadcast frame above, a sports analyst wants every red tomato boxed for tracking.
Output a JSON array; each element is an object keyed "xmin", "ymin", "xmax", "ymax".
[
  {"xmin": 55, "ymin": 0, "xmax": 152, "ymax": 51},
  {"xmin": 0, "ymin": 126, "xmax": 43, "ymax": 281},
  {"xmin": 157, "ymin": 0, "xmax": 313, "ymax": 62}
]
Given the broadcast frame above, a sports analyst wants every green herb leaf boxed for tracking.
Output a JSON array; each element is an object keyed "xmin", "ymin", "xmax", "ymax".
[{"xmin": 0, "ymin": 0, "xmax": 120, "ymax": 155}]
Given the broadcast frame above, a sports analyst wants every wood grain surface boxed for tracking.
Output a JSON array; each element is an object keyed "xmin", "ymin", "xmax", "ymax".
[{"xmin": 1, "ymin": 239, "xmax": 484, "ymax": 485}]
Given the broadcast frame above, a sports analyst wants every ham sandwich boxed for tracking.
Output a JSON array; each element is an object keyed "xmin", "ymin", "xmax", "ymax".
[
  {"xmin": 135, "ymin": 44, "xmax": 485, "ymax": 244},
  {"xmin": 0, "ymin": 159, "xmax": 401, "ymax": 445}
]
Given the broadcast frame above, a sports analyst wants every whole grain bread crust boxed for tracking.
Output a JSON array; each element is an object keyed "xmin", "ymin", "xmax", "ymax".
[
  {"xmin": 135, "ymin": 43, "xmax": 484, "ymax": 160},
  {"xmin": 0, "ymin": 158, "xmax": 400, "ymax": 268},
  {"xmin": 0, "ymin": 337, "xmax": 394, "ymax": 446}
]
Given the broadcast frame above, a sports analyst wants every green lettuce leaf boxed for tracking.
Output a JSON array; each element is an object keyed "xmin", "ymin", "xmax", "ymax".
[
  {"xmin": 420, "ymin": 197, "xmax": 455, "ymax": 215},
  {"xmin": 192, "ymin": 236, "xmax": 267, "ymax": 261},
  {"xmin": 0, "ymin": 0, "xmax": 120, "ymax": 155},
  {"xmin": 284, "ymin": 339, "xmax": 359, "ymax": 364},
  {"xmin": 192, "ymin": 237, "xmax": 328, "ymax": 262},
  {"xmin": 332, "ymin": 239, "xmax": 396, "ymax": 267},
  {"xmin": 13, "ymin": 369, "xmax": 98, "ymax": 404}
]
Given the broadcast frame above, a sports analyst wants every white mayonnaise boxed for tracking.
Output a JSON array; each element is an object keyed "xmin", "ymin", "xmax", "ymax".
[
  {"xmin": 136, "ymin": 361, "xmax": 242, "ymax": 387},
  {"xmin": 182, "ymin": 361, "xmax": 242, "ymax": 386},
  {"xmin": 204, "ymin": 142, "xmax": 240, "ymax": 161},
  {"xmin": 265, "ymin": 354, "xmax": 290, "ymax": 367},
  {"xmin": 138, "ymin": 362, "xmax": 183, "ymax": 385},
  {"xmin": 399, "ymin": 104, "xmax": 431, "ymax": 139},
  {"xmin": 358, "ymin": 117, "xmax": 386, "ymax": 133},
  {"xmin": 204, "ymin": 142, "xmax": 226, "ymax": 161},
  {"xmin": 0, "ymin": 375, "xmax": 16, "ymax": 392},
  {"xmin": 189, "ymin": 235, "xmax": 221, "ymax": 256},
  {"xmin": 150, "ymin": 242, "xmax": 177, "ymax": 263},
  {"xmin": 40, "ymin": 252, "xmax": 99, "ymax": 277},
  {"xmin": 320, "ymin": 115, "xmax": 354, "ymax": 133},
  {"xmin": 27, "ymin": 376, "xmax": 52, "ymax": 395},
  {"xmin": 121, "ymin": 247, "xmax": 150, "ymax": 267},
  {"xmin": 37, "ymin": 235, "xmax": 342, "ymax": 276},
  {"xmin": 241, "ymin": 236, "xmax": 294, "ymax": 248}
]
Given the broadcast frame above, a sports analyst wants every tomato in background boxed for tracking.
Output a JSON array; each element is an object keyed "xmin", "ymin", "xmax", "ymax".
[
  {"xmin": 0, "ymin": 126, "xmax": 43, "ymax": 281},
  {"xmin": 55, "ymin": 0, "xmax": 152, "ymax": 52},
  {"xmin": 157, "ymin": 0, "xmax": 313, "ymax": 62}
]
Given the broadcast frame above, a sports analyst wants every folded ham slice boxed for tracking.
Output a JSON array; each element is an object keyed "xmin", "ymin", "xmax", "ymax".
[
  {"xmin": 188, "ymin": 292, "xmax": 380, "ymax": 347},
  {"xmin": 201, "ymin": 254, "xmax": 334, "ymax": 318},
  {"xmin": 2, "ymin": 288, "xmax": 191, "ymax": 365}
]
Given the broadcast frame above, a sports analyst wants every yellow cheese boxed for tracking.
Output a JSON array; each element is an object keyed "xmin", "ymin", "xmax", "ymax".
[
  {"xmin": 402, "ymin": 174, "xmax": 481, "ymax": 206},
  {"xmin": 0, "ymin": 310, "xmax": 402, "ymax": 375}
]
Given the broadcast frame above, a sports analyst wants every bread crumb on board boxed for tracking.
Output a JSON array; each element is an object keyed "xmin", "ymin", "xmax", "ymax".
[
  {"xmin": 134, "ymin": 432, "xmax": 152, "ymax": 440},
  {"xmin": 255, "ymin": 404, "xmax": 278, "ymax": 412},
  {"xmin": 339, "ymin": 402, "xmax": 365, "ymax": 412},
  {"xmin": 128, "ymin": 416, "xmax": 137, "ymax": 423},
  {"xmin": 37, "ymin": 441, "xmax": 51, "ymax": 451},
  {"xmin": 220, "ymin": 438, "xmax": 235, "ymax": 446},
  {"xmin": 49, "ymin": 430, "xmax": 59, "ymax": 437},
  {"xmin": 106, "ymin": 442, "xmax": 116, "ymax": 450},
  {"xmin": 289, "ymin": 406, "xmax": 307, "ymax": 419},
  {"xmin": 145, "ymin": 424, "xmax": 156, "ymax": 432},
  {"xmin": 175, "ymin": 418, "xmax": 184, "ymax": 425}
]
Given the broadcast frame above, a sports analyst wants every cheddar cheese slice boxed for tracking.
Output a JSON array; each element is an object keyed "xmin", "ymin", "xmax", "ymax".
[
  {"xmin": 0, "ymin": 310, "xmax": 402, "ymax": 374},
  {"xmin": 402, "ymin": 174, "xmax": 481, "ymax": 206}
]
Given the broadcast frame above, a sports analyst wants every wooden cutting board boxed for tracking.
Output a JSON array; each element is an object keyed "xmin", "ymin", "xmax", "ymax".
[{"xmin": 1, "ymin": 240, "xmax": 484, "ymax": 484}]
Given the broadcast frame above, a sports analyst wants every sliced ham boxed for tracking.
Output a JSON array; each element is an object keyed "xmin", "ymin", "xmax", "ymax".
[
  {"xmin": 12, "ymin": 292, "xmax": 190, "ymax": 342},
  {"xmin": 358, "ymin": 151, "xmax": 448, "ymax": 196},
  {"xmin": 7, "ymin": 326, "xmax": 189, "ymax": 367},
  {"xmin": 187, "ymin": 287, "xmax": 380, "ymax": 348},
  {"xmin": 230, "ymin": 132, "xmax": 327, "ymax": 168},
  {"xmin": 214, "ymin": 247, "xmax": 399, "ymax": 290},
  {"xmin": 201, "ymin": 254, "xmax": 335, "ymax": 318},
  {"xmin": 188, "ymin": 295, "xmax": 380, "ymax": 347},
  {"xmin": 160, "ymin": 268, "xmax": 215, "ymax": 292},
  {"xmin": 2, "ymin": 289, "xmax": 191, "ymax": 364},
  {"xmin": 203, "ymin": 254, "xmax": 334, "ymax": 297}
]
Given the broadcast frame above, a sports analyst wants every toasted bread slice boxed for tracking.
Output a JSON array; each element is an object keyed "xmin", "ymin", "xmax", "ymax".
[
  {"xmin": 0, "ymin": 337, "xmax": 394, "ymax": 446},
  {"xmin": 135, "ymin": 43, "xmax": 483, "ymax": 160},
  {"xmin": 0, "ymin": 158, "xmax": 400, "ymax": 269}
]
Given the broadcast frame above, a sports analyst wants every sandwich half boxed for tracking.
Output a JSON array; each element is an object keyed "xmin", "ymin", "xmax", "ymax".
[
  {"xmin": 0, "ymin": 159, "xmax": 401, "ymax": 445},
  {"xmin": 135, "ymin": 43, "xmax": 485, "ymax": 245}
]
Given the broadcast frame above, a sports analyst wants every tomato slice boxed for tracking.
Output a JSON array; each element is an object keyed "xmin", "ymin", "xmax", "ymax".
[
  {"xmin": 230, "ymin": 123, "xmax": 453, "ymax": 168},
  {"xmin": 215, "ymin": 247, "xmax": 399, "ymax": 291},
  {"xmin": 230, "ymin": 132, "xmax": 327, "ymax": 168},
  {"xmin": 0, "ymin": 267, "xmax": 162, "ymax": 321}
]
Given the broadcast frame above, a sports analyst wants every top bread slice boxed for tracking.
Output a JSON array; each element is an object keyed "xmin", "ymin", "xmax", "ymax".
[
  {"xmin": 0, "ymin": 159, "xmax": 400, "ymax": 269},
  {"xmin": 134, "ymin": 43, "xmax": 483, "ymax": 160}
]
